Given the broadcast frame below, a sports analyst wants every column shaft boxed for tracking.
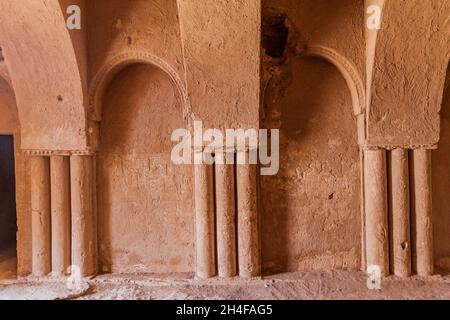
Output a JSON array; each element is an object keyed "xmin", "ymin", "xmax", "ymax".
[
  {"xmin": 237, "ymin": 161, "xmax": 260, "ymax": 278},
  {"xmin": 389, "ymin": 149, "xmax": 411, "ymax": 277},
  {"xmin": 411, "ymin": 149, "xmax": 434, "ymax": 276},
  {"xmin": 31, "ymin": 156, "xmax": 51, "ymax": 276},
  {"xmin": 215, "ymin": 162, "xmax": 237, "ymax": 277},
  {"xmin": 50, "ymin": 156, "xmax": 71, "ymax": 276},
  {"xmin": 364, "ymin": 149, "xmax": 389, "ymax": 276},
  {"xmin": 194, "ymin": 163, "xmax": 216, "ymax": 278},
  {"xmin": 360, "ymin": 148, "xmax": 367, "ymax": 271},
  {"xmin": 70, "ymin": 155, "xmax": 95, "ymax": 277}
]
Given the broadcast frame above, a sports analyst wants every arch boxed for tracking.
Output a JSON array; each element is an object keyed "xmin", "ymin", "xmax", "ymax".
[
  {"xmin": 0, "ymin": 75, "xmax": 30, "ymax": 277},
  {"xmin": 0, "ymin": 0, "xmax": 87, "ymax": 151},
  {"xmin": 89, "ymin": 51, "xmax": 191, "ymax": 122},
  {"xmin": 302, "ymin": 45, "xmax": 366, "ymax": 117}
]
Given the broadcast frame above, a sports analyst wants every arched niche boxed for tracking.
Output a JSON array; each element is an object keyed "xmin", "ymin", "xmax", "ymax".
[
  {"xmin": 432, "ymin": 60, "xmax": 450, "ymax": 274},
  {"xmin": 260, "ymin": 55, "xmax": 362, "ymax": 274},
  {"xmin": 89, "ymin": 52, "xmax": 190, "ymax": 123},
  {"xmin": 97, "ymin": 63, "xmax": 194, "ymax": 274},
  {"xmin": 0, "ymin": 76, "xmax": 31, "ymax": 278}
]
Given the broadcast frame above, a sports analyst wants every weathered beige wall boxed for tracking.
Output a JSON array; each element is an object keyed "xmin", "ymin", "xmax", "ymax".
[
  {"xmin": 88, "ymin": 0, "xmax": 185, "ymax": 88},
  {"xmin": 367, "ymin": 0, "xmax": 450, "ymax": 148},
  {"xmin": 0, "ymin": 77, "xmax": 31, "ymax": 275},
  {"xmin": 98, "ymin": 64, "xmax": 194, "ymax": 274},
  {"xmin": 59, "ymin": 0, "xmax": 89, "ymax": 110},
  {"xmin": 261, "ymin": 57, "xmax": 361, "ymax": 273},
  {"xmin": 432, "ymin": 63, "xmax": 450, "ymax": 273},
  {"xmin": 177, "ymin": 0, "xmax": 261, "ymax": 129}
]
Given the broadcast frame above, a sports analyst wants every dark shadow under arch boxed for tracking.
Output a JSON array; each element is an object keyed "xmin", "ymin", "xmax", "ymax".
[
  {"xmin": 432, "ymin": 61, "xmax": 450, "ymax": 274},
  {"xmin": 0, "ymin": 76, "xmax": 20, "ymax": 279}
]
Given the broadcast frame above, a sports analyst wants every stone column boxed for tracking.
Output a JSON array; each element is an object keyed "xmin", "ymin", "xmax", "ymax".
[
  {"xmin": 194, "ymin": 160, "xmax": 216, "ymax": 278},
  {"xmin": 30, "ymin": 156, "xmax": 51, "ymax": 276},
  {"xmin": 236, "ymin": 152, "xmax": 260, "ymax": 278},
  {"xmin": 360, "ymin": 148, "xmax": 367, "ymax": 271},
  {"xmin": 50, "ymin": 156, "xmax": 71, "ymax": 276},
  {"xmin": 389, "ymin": 149, "xmax": 411, "ymax": 277},
  {"xmin": 70, "ymin": 155, "xmax": 96, "ymax": 277},
  {"xmin": 364, "ymin": 149, "xmax": 389, "ymax": 276},
  {"xmin": 411, "ymin": 149, "xmax": 434, "ymax": 276},
  {"xmin": 215, "ymin": 157, "xmax": 237, "ymax": 278}
]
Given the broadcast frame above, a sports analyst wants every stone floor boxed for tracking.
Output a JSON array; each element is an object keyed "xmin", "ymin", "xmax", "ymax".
[{"xmin": 1, "ymin": 270, "xmax": 450, "ymax": 300}]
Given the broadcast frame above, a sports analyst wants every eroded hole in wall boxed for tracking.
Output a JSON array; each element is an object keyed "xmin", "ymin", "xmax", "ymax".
[
  {"xmin": 401, "ymin": 242, "xmax": 408, "ymax": 251},
  {"xmin": 262, "ymin": 13, "xmax": 288, "ymax": 59},
  {"xmin": 0, "ymin": 135, "xmax": 17, "ymax": 280}
]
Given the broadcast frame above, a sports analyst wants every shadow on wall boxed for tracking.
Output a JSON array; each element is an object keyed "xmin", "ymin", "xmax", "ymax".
[
  {"xmin": 261, "ymin": 57, "xmax": 361, "ymax": 275},
  {"xmin": 97, "ymin": 63, "xmax": 194, "ymax": 274},
  {"xmin": 0, "ymin": 135, "xmax": 16, "ymax": 247},
  {"xmin": 432, "ymin": 62, "xmax": 450, "ymax": 274}
]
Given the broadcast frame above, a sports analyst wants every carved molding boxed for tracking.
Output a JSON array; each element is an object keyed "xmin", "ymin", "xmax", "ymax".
[
  {"xmin": 23, "ymin": 149, "xmax": 96, "ymax": 157},
  {"xmin": 302, "ymin": 45, "xmax": 366, "ymax": 117},
  {"xmin": 88, "ymin": 51, "xmax": 192, "ymax": 122},
  {"xmin": 361, "ymin": 144, "xmax": 438, "ymax": 151}
]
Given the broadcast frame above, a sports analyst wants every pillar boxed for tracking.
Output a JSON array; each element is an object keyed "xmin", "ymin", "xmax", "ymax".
[
  {"xmin": 360, "ymin": 148, "xmax": 367, "ymax": 271},
  {"xmin": 411, "ymin": 149, "xmax": 434, "ymax": 276},
  {"xmin": 194, "ymin": 161, "xmax": 216, "ymax": 278},
  {"xmin": 30, "ymin": 156, "xmax": 51, "ymax": 276},
  {"xmin": 236, "ymin": 155, "xmax": 260, "ymax": 278},
  {"xmin": 364, "ymin": 149, "xmax": 389, "ymax": 276},
  {"xmin": 389, "ymin": 149, "xmax": 411, "ymax": 277},
  {"xmin": 70, "ymin": 155, "xmax": 96, "ymax": 277},
  {"xmin": 50, "ymin": 156, "xmax": 71, "ymax": 276},
  {"xmin": 215, "ymin": 159, "xmax": 237, "ymax": 277}
]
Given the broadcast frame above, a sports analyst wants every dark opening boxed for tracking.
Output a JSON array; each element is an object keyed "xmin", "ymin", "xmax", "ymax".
[
  {"xmin": 0, "ymin": 135, "xmax": 17, "ymax": 279},
  {"xmin": 432, "ymin": 61, "xmax": 450, "ymax": 274},
  {"xmin": 262, "ymin": 14, "xmax": 288, "ymax": 59}
]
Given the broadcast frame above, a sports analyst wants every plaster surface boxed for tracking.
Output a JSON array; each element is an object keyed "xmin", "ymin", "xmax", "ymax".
[
  {"xmin": 98, "ymin": 64, "xmax": 194, "ymax": 274},
  {"xmin": 261, "ymin": 57, "xmax": 361, "ymax": 273}
]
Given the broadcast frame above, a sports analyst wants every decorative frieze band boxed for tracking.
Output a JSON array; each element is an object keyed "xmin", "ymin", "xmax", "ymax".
[
  {"xmin": 23, "ymin": 149, "xmax": 96, "ymax": 157},
  {"xmin": 361, "ymin": 144, "xmax": 438, "ymax": 151}
]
